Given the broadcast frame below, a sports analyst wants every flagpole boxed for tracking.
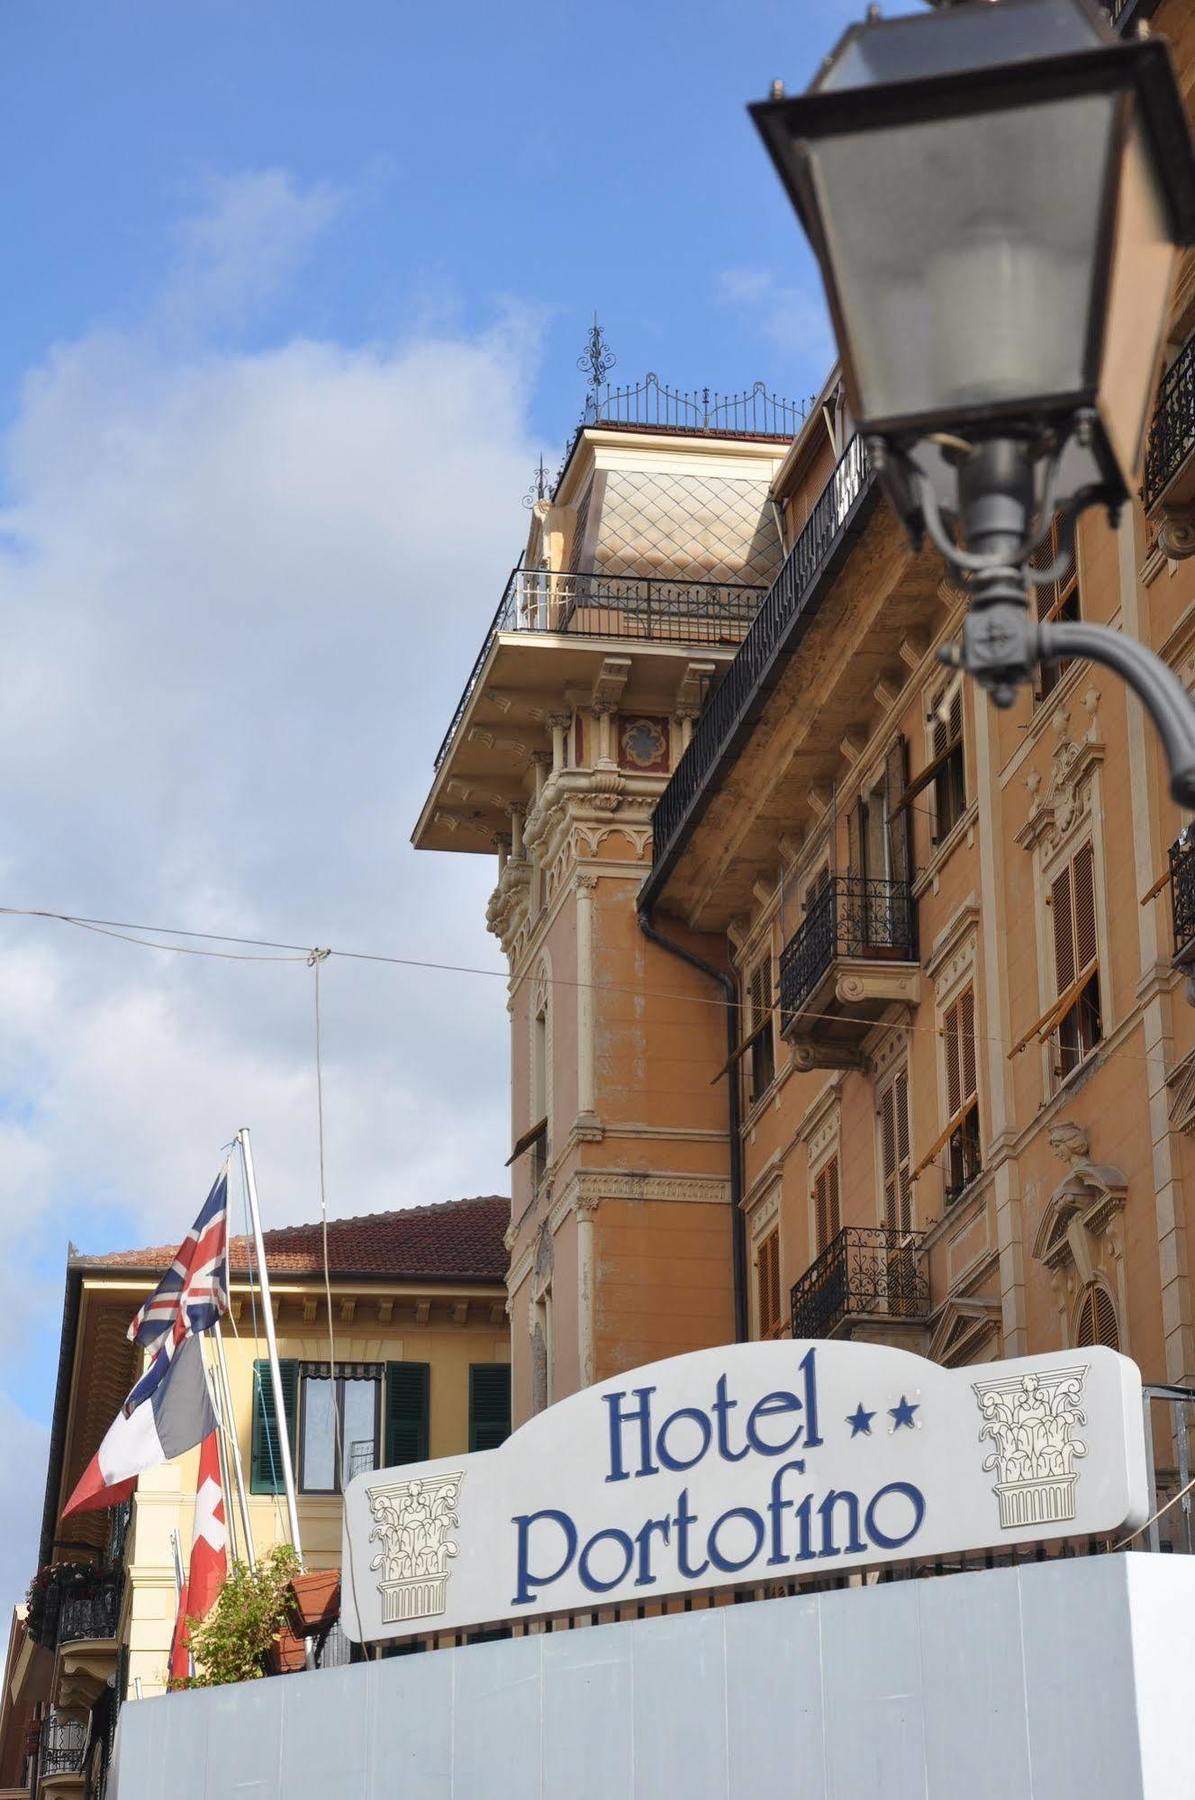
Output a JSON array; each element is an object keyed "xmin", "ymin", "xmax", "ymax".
[
  {"xmin": 212, "ymin": 1322, "xmax": 256, "ymax": 1570},
  {"xmin": 237, "ymin": 1127, "xmax": 303, "ymax": 1563},
  {"xmin": 201, "ymin": 1344, "xmax": 237, "ymax": 1567}
]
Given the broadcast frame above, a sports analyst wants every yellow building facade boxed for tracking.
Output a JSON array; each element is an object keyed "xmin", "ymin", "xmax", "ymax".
[{"xmin": 5, "ymin": 1197, "xmax": 508, "ymax": 1798}]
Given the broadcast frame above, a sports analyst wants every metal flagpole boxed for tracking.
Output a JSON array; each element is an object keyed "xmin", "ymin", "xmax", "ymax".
[
  {"xmin": 237, "ymin": 1127, "xmax": 304, "ymax": 1562},
  {"xmin": 212, "ymin": 1321, "xmax": 256, "ymax": 1569}
]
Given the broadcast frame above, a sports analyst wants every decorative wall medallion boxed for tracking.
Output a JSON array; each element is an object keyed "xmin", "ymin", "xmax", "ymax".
[
  {"xmin": 618, "ymin": 716, "xmax": 669, "ymax": 773},
  {"xmin": 973, "ymin": 1367, "xmax": 1087, "ymax": 1529},
  {"xmin": 368, "ymin": 1471, "xmax": 463, "ymax": 1624}
]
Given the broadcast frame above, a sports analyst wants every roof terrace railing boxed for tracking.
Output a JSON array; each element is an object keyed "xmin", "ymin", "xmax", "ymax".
[
  {"xmin": 433, "ymin": 568, "xmax": 767, "ymax": 772},
  {"xmin": 645, "ymin": 433, "xmax": 876, "ymax": 891},
  {"xmin": 582, "ymin": 374, "xmax": 814, "ymax": 439}
]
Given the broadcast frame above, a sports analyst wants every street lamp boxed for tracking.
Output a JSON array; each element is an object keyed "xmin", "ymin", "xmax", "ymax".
[{"xmin": 750, "ymin": 0, "xmax": 1195, "ymax": 804}]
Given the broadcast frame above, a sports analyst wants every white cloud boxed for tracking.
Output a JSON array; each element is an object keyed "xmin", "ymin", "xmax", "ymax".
[
  {"xmin": 0, "ymin": 175, "xmax": 533, "ymax": 1261},
  {"xmin": 716, "ymin": 265, "xmax": 835, "ymax": 375},
  {"xmin": 164, "ymin": 168, "xmax": 346, "ymax": 331}
]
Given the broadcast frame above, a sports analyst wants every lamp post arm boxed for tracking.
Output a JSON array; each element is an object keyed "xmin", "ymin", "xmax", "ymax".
[{"xmin": 1041, "ymin": 619, "xmax": 1195, "ymax": 807}]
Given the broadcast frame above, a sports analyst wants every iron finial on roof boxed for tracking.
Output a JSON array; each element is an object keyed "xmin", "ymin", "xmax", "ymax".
[
  {"xmin": 578, "ymin": 313, "xmax": 616, "ymax": 402},
  {"xmin": 523, "ymin": 454, "xmax": 551, "ymax": 509}
]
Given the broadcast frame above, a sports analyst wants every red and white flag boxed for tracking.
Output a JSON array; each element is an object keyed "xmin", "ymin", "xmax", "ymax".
[{"xmin": 169, "ymin": 1432, "xmax": 228, "ymax": 1681}]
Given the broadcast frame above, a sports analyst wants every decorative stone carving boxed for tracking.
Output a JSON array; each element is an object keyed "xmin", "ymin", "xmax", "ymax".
[
  {"xmin": 973, "ymin": 1367, "xmax": 1088, "ymax": 1528},
  {"xmin": 1167, "ymin": 1048, "xmax": 1195, "ymax": 1135},
  {"xmin": 1155, "ymin": 505, "xmax": 1195, "ymax": 560},
  {"xmin": 1015, "ymin": 693, "xmax": 1104, "ymax": 856},
  {"xmin": 367, "ymin": 1471, "xmax": 463, "ymax": 1624},
  {"xmin": 1032, "ymin": 1132, "xmax": 1127, "ymax": 1283}
]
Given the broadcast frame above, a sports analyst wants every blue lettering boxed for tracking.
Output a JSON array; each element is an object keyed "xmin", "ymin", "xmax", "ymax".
[
  {"xmin": 765, "ymin": 1458, "xmax": 807, "ymax": 1564},
  {"xmin": 800, "ymin": 1347, "xmax": 823, "ymax": 1447},
  {"xmin": 865, "ymin": 1482, "xmax": 925, "ymax": 1551},
  {"xmin": 604, "ymin": 1385, "xmax": 658, "ymax": 1482},
  {"xmin": 817, "ymin": 1489, "xmax": 865, "ymax": 1558},
  {"xmin": 746, "ymin": 1390, "xmax": 804, "ymax": 1456},
  {"xmin": 673, "ymin": 1487, "xmax": 709, "ymax": 1579},
  {"xmin": 707, "ymin": 1506, "xmax": 766, "ymax": 1574},
  {"xmin": 634, "ymin": 1514, "xmax": 671, "ymax": 1587},
  {"xmin": 657, "ymin": 1405, "xmax": 713, "ymax": 1473},
  {"xmin": 579, "ymin": 1527, "xmax": 636, "ymax": 1594},
  {"xmin": 511, "ymin": 1509, "xmax": 576, "ymax": 1605},
  {"xmin": 711, "ymin": 1374, "xmax": 749, "ymax": 1463}
]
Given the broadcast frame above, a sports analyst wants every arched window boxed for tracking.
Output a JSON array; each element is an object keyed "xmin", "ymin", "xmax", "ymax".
[{"xmin": 1075, "ymin": 1281, "xmax": 1119, "ymax": 1350}]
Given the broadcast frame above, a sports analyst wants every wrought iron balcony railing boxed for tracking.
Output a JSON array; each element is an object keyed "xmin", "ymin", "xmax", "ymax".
[
  {"xmin": 39, "ymin": 1712, "xmax": 86, "ymax": 1779},
  {"xmin": 1144, "ymin": 333, "xmax": 1195, "ymax": 512},
  {"xmin": 56, "ymin": 1574, "xmax": 123, "ymax": 1648},
  {"xmin": 582, "ymin": 373, "xmax": 811, "ymax": 439},
  {"xmin": 1171, "ymin": 831, "xmax": 1195, "ymax": 960},
  {"xmin": 790, "ymin": 1226, "xmax": 929, "ymax": 1341},
  {"xmin": 646, "ymin": 435, "xmax": 875, "ymax": 894},
  {"xmin": 434, "ymin": 568, "xmax": 767, "ymax": 772},
  {"xmin": 779, "ymin": 876, "xmax": 917, "ymax": 1026}
]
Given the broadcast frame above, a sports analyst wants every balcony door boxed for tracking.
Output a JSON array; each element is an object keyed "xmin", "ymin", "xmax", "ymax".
[{"xmin": 847, "ymin": 737, "xmax": 910, "ymax": 954}]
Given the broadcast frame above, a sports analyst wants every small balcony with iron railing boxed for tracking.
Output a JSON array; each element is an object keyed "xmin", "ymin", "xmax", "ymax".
[
  {"xmin": 1171, "ymin": 831, "xmax": 1195, "ymax": 963},
  {"xmin": 1143, "ymin": 332, "xmax": 1195, "ymax": 538},
  {"xmin": 37, "ymin": 1711, "xmax": 87, "ymax": 1795},
  {"xmin": 790, "ymin": 1226, "xmax": 930, "ymax": 1347},
  {"xmin": 779, "ymin": 876, "xmax": 920, "ymax": 1070}
]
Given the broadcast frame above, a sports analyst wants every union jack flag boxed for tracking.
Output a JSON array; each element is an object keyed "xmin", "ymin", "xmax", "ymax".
[{"xmin": 123, "ymin": 1170, "xmax": 230, "ymax": 1415}]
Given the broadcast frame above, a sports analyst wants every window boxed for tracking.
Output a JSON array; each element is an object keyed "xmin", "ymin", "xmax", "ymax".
[
  {"xmin": 250, "ymin": 1359, "xmax": 428, "ymax": 1496},
  {"xmin": 931, "ymin": 689, "xmax": 966, "ymax": 842},
  {"xmin": 1075, "ymin": 1282, "xmax": 1119, "ymax": 1350},
  {"xmin": 299, "ymin": 1364, "xmax": 382, "ymax": 1493},
  {"xmin": 745, "ymin": 954, "xmax": 776, "ymax": 1105},
  {"xmin": 755, "ymin": 1228, "xmax": 782, "ymax": 1339},
  {"xmin": 1051, "ymin": 841, "xmax": 1102, "ymax": 1082},
  {"xmin": 943, "ymin": 988, "xmax": 981, "ymax": 1204},
  {"xmin": 469, "ymin": 1365, "xmax": 512, "ymax": 1452},
  {"xmin": 813, "ymin": 1155, "xmax": 841, "ymax": 1252},
  {"xmin": 531, "ymin": 974, "xmax": 549, "ymax": 1187},
  {"xmin": 879, "ymin": 1070, "xmax": 912, "ymax": 1235},
  {"xmin": 1033, "ymin": 514, "xmax": 1081, "ymax": 703}
]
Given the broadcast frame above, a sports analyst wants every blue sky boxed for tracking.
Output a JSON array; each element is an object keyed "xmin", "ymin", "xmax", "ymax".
[{"xmin": 0, "ymin": 0, "xmax": 925, "ymax": 1603}]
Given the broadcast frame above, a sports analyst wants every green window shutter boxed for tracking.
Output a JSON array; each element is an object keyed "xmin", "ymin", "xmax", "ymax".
[
  {"xmin": 250, "ymin": 1358, "xmax": 298, "ymax": 1495},
  {"xmin": 469, "ymin": 1364, "xmax": 511, "ymax": 1453},
  {"xmin": 385, "ymin": 1363, "xmax": 430, "ymax": 1466}
]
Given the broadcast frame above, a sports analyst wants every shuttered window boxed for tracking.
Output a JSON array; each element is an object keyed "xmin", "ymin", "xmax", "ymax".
[
  {"xmin": 468, "ymin": 1365, "xmax": 511, "ymax": 1452},
  {"xmin": 755, "ymin": 1229, "xmax": 782, "ymax": 1339},
  {"xmin": 385, "ymin": 1362, "xmax": 430, "ymax": 1466},
  {"xmin": 1051, "ymin": 841, "xmax": 1103, "ymax": 1081},
  {"xmin": 813, "ymin": 1156, "xmax": 841, "ymax": 1252},
  {"xmin": 746, "ymin": 955, "xmax": 776, "ymax": 1104},
  {"xmin": 943, "ymin": 988, "xmax": 981, "ymax": 1203},
  {"xmin": 1075, "ymin": 1283, "xmax": 1120, "ymax": 1350},
  {"xmin": 250, "ymin": 1358, "xmax": 298, "ymax": 1495},
  {"xmin": 931, "ymin": 689, "xmax": 967, "ymax": 841},
  {"xmin": 1033, "ymin": 514, "xmax": 1081, "ymax": 702},
  {"xmin": 880, "ymin": 1071, "xmax": 912, "ymax": 1234}
]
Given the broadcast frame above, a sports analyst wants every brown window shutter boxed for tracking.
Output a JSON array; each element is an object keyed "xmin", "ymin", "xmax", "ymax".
[
  {"xmin": 814, "ymin": 1166, "xmax": 827, "ymax": 1252},
  {"xmin": 880, "ymin": 1084, "xmax": 896, "ymax": 1227},
  {"xmin": 1073, "ymin": 841, "xmax": 1098, "ymax": 973},
  {"xmin": 895, "ymin": 1069, "xmax": 911, "ymax": 1232},
  {"xmin": 827, "ymin": 1155, "xmax": 840, "ymax": 1242},
  {"xmin": 885, "ymin": 735, "xmax": 911, "ymax": 887},
  {"xmin": 848, "ymin": 799, "xmax": 865, "ymax": 880},
  {"xmin": 944, "ymin": 1000, "xmax": 961, "ymax": 1117},
  {"xmin": 1052, "ymin": 864, "xmax": 1076, "ymax": 995},
  {"xmin": 757, "ymin": 1230, "xmax": 780, "ymax": 1337},
  {"xmin": 960, "ymin": 988, "xmax": 977, "ymax": 1101},
  {"xmin": 1076, "ymin": 1283, "xmax": 1119, "ymax": 1350},
  {"xmin": 814, "ymin": 1156, "xmax": 841, "ymax": 1251}
]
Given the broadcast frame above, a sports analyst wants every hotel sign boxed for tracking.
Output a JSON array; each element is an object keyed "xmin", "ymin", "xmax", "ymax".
[{"xmin": 339, "ymin": 1340, "xmax": 1148, "ymax": 1643}]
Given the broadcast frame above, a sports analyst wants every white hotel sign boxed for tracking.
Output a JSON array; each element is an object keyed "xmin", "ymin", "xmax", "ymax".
[{"xmin": 340, "ymin": 1340, "xmax": 1148, "ymax": 1643}]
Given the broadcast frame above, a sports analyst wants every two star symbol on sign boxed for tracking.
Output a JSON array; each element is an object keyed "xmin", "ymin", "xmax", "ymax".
[{"xmin": 845, "ymin": 1395, "xmax": 919, "ymax": 1437}]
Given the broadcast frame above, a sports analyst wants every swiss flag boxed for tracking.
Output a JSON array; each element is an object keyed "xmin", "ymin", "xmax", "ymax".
[{"xmin": 170, "ymin": 1433, "xmax": 228, "ymax": 1680}]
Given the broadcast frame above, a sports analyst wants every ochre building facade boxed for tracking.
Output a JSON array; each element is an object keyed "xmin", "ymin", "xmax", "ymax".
[{"xmin": 415, "ymin": 2, "xmax": 1195, "ymax": 1458}]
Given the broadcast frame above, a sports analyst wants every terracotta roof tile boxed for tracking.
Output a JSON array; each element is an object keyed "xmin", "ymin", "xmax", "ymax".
[{"xmin": 80, "ymin": 1194, "xmax": 510, "ymax": 1284}]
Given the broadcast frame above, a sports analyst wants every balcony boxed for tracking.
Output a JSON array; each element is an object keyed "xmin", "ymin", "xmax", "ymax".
[
  {"xmin": 1172, "ymin": 832, "xmax": 1195, "ymax": 961},
  {"xmin": 38, "ymin": 1711, "xmax": 86, "ymax": 1796},
  {"xmin": 1144, "ymin": 333, "xmax": 1195, "ymax": 553},
  {"xmin": 790, "ymin": 1226, "xmax": 929, "ymax": 1345},
  {"xmin": 581, "ymin": 373, "xmax": 809, "ymax": 440},
  {"xmin": 643, "ymin": 434, "xmax": 877, "ymax": 908},
  {"xmin": 435, "ymin": 567, "xmax": 766, "ymax": 773},
  {"xmin": 779, "ymin": 876, "xmax": 919, "ymax": 1070}
]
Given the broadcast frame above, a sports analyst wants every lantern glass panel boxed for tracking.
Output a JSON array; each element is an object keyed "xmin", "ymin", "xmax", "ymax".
[
  {"xmin": 809, "ymin": 91, "xmax": 1118, "ymax": 427},
  {"xmin": 1099, "ymin": 116, "xmax": 1178, "ymax": 486}
]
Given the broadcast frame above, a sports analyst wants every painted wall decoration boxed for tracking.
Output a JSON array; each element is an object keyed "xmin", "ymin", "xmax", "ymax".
[
  {"xmin": 341, "ymin": 1340, "xmax": 1146, "ymax": 1644},
  {"xmin": 617, "ymin": 716, "xmax": 670, "ymax": 774}
]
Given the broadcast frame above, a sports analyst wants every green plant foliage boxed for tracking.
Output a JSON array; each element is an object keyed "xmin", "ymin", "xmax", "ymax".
[{"xmin": 172, "ymin": 1543, "xmax": 301, "ymax": 1689}]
